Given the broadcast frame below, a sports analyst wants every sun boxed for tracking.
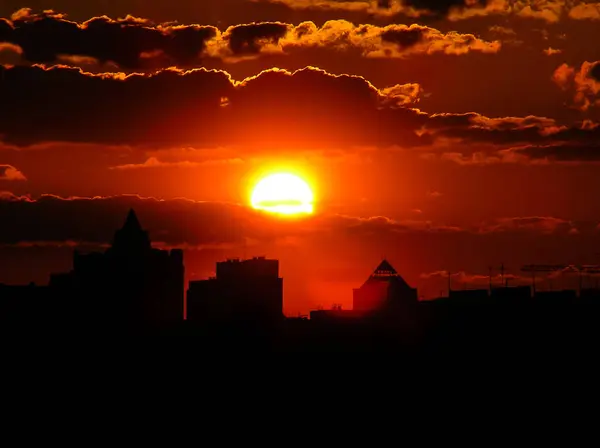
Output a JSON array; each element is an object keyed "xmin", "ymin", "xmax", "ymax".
[{"xmin": 250, "ymin": 173, "xmax": 314, "ymax": 216}]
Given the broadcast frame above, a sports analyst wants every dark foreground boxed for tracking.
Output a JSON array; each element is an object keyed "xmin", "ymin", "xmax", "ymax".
[{"xmin": 3, "ymin": 302, "xmax": 600, "ymax": 357}]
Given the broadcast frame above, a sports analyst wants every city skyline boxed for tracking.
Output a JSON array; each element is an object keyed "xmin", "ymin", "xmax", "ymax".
[
  {"xmin": 2, "ymin": 1, "xmax": 600, "ymax": 316},
  {"xmin": 3, "ymin": 208, "xmax": 599, "ymax": 359},
  {"xmin": 3, "ymin": 208, "xmax": 596, "ymax": 320}
]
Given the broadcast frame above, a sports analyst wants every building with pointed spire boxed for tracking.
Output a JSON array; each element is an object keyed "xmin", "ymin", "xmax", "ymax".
[
  {"xmin": 353, "ymin": 259, "xmax": 418, "ymax": 311},
  {"xmin": 57, "ymin": 209, "xmax": 184, "ymax": 329},
  {"xmin": 111, "ymin": 208, "xmax": 152, "ymax": 254}
]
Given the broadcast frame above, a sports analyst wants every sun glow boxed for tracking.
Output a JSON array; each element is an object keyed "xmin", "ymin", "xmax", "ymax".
[{"xmin": 251, "ymin": 173, "xmax": 314, "ymax": 215}]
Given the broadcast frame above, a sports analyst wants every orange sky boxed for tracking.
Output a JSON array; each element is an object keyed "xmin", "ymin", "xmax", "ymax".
[{"xmin": 2, "ymin": 1, "xmax": 600, "ymax": 315}]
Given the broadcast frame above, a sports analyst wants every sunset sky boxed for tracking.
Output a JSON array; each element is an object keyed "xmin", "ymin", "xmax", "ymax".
[{"xmin": 2, "ymin": 0, "xmax": 600, "ymax": 315}]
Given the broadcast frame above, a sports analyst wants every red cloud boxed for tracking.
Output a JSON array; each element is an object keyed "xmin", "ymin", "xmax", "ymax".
[
  {"xmin": 0, "ymin": 164, "xmax": 26, "ymax": 181},
  {"xmin": 552, "ymin": 61, "xmax": 600, "ymax": 111}
]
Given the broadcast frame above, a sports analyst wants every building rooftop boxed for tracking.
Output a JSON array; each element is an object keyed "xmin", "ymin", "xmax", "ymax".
[
  {"xmin": 372, "ymin": 259, "xmax": 398, "ymax": 277},
  {"xmin": 360, "ymin": 259, "xmax": 413, "ymax": 290}
]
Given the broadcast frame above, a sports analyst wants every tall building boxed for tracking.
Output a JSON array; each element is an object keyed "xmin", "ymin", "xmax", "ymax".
[
  {"xmin": 353, "ymin": 259, "xmax": 418, "ymax": 312},
  {"xmin": 0, "ymin": 283, "xmax": 50, "ymax": 325},
  {"xmin": 62, "ymin": 209, "xmax": 184, "ymax": 327},
  {"xmin": 187, "ymin": 256, "xmax": 283, "ymax": 324}
]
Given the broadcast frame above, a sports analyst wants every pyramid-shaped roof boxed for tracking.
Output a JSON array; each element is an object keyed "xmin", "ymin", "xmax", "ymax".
[
  {"xmin": 360, "ymin": 259, "xmax": 413, "ymax": 290},
  {"xmin": 372, "ymin": 259, "xmax": 397, "ymax": 277}
]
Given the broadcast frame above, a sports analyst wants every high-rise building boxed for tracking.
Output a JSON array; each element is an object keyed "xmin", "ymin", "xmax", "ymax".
[
  {"xmin": 0, "ymin": 209, "xmax": 184, "ymax": 330},
  {"xmin": 61, "ymin": 209, "xmax": 184, "ymax": 327},
  {"xmin": 187, "ymin": 256, "xmax": 283, "ymax": 324}
]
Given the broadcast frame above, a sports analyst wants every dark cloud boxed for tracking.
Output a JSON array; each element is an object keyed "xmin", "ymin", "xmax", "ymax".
[
  {"xmin": 3, "ymin": 63, "xmax": 597, "ymax": 151},
  {"xmin": 380, "ymin": 25, "xmax": 424, "ymax": 48},
  {"xmin": 1, "ymin": 64, "xmax": 427, "ymax": 148},
  {"xmin": 0, "ymin": 18, "xmax": 11, "ymax": 34},
  {"xmin": 0, "ymin": 193, "xmax": 583, "ymax": 247},
  {"xmin": 257, "ymin": 0, "xmax": 458, "ymax": 17},
  {"xmin": 0, "ymin": 193, "xmax": 448, "ymax": 246},
  {"xmin": 590, "ymin": 62, "xmax": 600, "ymax": 82},
  {"xmin": 258, "ymin": 0, "xmax": 577, "ymax": 23},
  {"xmin": 403, "ymin": 0, "xmax": 464, "ymax": 15},
  {"xmin": 2, "ymin": 0, "xmax": 594, "ymax": 27},
  {"xmin": 0, "ymin": 0, "xmax": 414, "ymax": 27},
  {"xmin": 427, "ymin": 113, "xmax": 600, "ymax": 149},
  {"xmin": 225, "ymin": 22, "xmax": 289, "ymax": 55},
  {"xmin": 0, "ymin": 9, "xmax": 217, "ymax": 69},
  {"xmin": 0, "ymin": 11, "xmax": 500, "ymax": 69},
  {"xmin": 0, "ymin": 64, "xmax": 234, "ymax": 146},
  {"xmin": 510, "ymin": 143, "xmax": 600, "ymax": 162}
]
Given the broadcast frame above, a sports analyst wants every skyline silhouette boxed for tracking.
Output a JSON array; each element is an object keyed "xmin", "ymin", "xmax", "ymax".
[
  {"xmin": 1, "ymin": 209, "xmax": 599, "ymax": 354},
  {"xmin": 2, "ymin": 2, "xmax": 600, "ymax": 350}
]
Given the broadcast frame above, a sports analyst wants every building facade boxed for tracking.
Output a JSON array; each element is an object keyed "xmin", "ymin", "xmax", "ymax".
[
  {"xmin": 0, "ymin": 209, "xmax": 185, "ymax": 329},
  {"xmin": 353, "ymin": 259, "xmax": 418, "ymax": 312},
  {"xmin": 71, "ymin": 209, "xmax": 184, "ymax": 326},
  {"xmin": 187, "ymin": 256, "xmax": 283, "ymax": 325}
]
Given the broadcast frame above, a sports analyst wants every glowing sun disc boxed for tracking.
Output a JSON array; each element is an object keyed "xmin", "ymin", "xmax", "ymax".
[{"xmin": 251, "ymin": 173, "xmax": 314, "ymax": 215}]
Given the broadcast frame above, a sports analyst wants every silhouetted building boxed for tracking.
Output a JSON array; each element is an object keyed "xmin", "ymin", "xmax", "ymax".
[
  {"xmin": 580, "ymin": 288, "xmax": 600, "ymax": 303},
  {"xmin": 57, "ymin": 209, "xmax": 185, "ymax": 328},
  {"xmin": 310, "ymin": 309, "xmax": 366, "ymax": 322},
  {"xmin": 448, "ymin": 289, "xmax": 489, "ymax": 306},
  {"xmin": 490, "ymin": 286, "xmax": 532, "ymax": 304},
  {"xmin": 0, "ymin": 283, "xmax": 50, "ymax": 324},
  {"xmin": 309, "ymin": 260, "xmax": 419, "ymax": 330},
  {"xmin": 187, "ymin": 256, "xmax": 283, "ymax": 325},
  {"xmin": 353, "ymin": 259, "xmax": 418, "ymax": 312},
  {"xmin": 534, "ymin": 289, "xmax": 577, "ymax": 304}
]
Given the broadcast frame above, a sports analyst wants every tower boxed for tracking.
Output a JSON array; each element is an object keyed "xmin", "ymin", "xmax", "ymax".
[
  {"xmin": 111, "ymin": 208, "xmax": 151, "ymax": 255},
  {"xmin": 69, "ymin": 208, "xmax": 185, "ymax": 329}
]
